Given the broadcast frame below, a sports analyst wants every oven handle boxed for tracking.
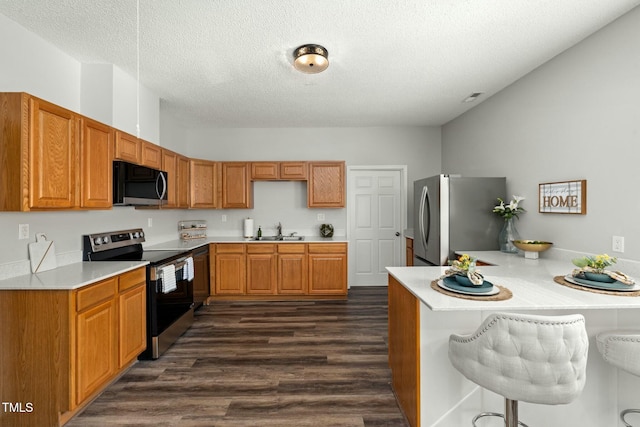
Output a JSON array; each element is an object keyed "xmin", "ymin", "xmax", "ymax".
[{"xmin": 150, "ymin": 259, "xmax": 188, "ymax": 282}]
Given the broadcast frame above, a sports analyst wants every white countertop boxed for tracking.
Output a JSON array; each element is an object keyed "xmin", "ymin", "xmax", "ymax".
[
  {"xmin": 387, "ymin": 250, "xmax": 640, "ymax": 311},
  {"xmin": 0, "ymin": 236, "xmax": 347, "ymax": 291},
  {"xmin": 0, "ymin": 261, "xmax": 148, "ymax": 291},
  {"xmin": 145, "ymin": 236, "xmax": 348, "ymax": 251}
]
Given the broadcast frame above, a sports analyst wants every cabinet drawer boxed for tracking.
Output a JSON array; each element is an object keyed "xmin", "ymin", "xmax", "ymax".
[
  {"xmin": 280, "ymin": 162, "xmax": 307, "ymax": 180},
  {"xmin": 247, "ymin": 243, "xmax": 276, "ymax": 254},
  {"xmin": 76, "ymin": 277, "xmax": 117, "ymax": 312},
  {"xmin": 278, "ymin": 243, "xmax": 306, "ymax": 254},
  {"xmin": 216, "ymin": 243, "xmax": 246, "ymax": 254},
  {"xmin": 308, "ymin": 243, "xmax": 347, "ymax": 254},
  {"xmin": 118, "ymin": 267, "xmax": 146, "ymax": 292}
]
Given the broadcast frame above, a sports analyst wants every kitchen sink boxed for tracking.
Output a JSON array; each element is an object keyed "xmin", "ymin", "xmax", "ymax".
[{"xmin": 253, "ymin": 236, "xmax": 305, "ymax": 241}]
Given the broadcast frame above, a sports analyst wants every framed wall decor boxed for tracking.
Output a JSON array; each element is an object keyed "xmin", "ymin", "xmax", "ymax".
[{"xmin": 538, "ymin": 179, "xmax": 586, "ymax": 214}]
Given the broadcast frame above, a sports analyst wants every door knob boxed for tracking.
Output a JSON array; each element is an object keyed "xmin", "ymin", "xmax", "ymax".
[{"xmin": 395, "ymin": 232, "xmax": 400, "ymax": 236}]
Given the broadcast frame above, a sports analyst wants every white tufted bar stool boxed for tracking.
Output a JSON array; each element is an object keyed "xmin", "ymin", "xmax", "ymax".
[
  {"xmin": 448, "ymin": 312, "xmax": 589, "ymax": 427},
  {"xmin": 596, "ymin": 330, "xmax": 640, "ymax": 427}
]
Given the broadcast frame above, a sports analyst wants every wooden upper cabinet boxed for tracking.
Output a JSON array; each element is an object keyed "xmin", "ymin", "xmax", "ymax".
[
  {"xmin": 251, "ymin": 162, "xmax": 279, "ymax": 180},
  {"xmin": 189, "ymin": 159, "xmax": 218, "ymax": 209},
  {"xmin": 81, "ymin": 118, "xmax": 113, "ymax": 209},
  {"xmin": 177, "ymin": 155, "xmax": 190, "ymax": 208},
  {"xmin": 140, "ymin": 139, "xmax": 162, "ymax": 169},
  {"xmin": 29, "ymin": 96, "xmax": 80, "ymax": 209},
  {"xmin": 114, "ymin": 130, "xmax": 140, "ymax": 164},
  {"xmin": 280, "ymin": 162, "xmax": 307, "ymax": 180},
  {"xmin": 307, "ymin": 161, "xmax": 345, "ymax": 208},
  {"xmin": 161, "ymin": 149, "xmax": 179, "ymax": 208},
  {"xmin": 222, "ymin": 162, "xmax": 252, "ymax": 209}
]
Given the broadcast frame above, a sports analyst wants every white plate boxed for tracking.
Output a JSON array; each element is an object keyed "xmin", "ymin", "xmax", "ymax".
[
  {"xmin": 563, "ymin": 275, "xmax": 639, "ymax": 292},
  {"xmin": 437, "ymin": 279, "xmax": 500, "ymax": 296}
]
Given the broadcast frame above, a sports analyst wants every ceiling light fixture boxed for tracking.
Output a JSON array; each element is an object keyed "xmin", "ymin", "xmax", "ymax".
[{"xmin": 293, "ymin": 44, "xmax": 329, "ymax": 74}]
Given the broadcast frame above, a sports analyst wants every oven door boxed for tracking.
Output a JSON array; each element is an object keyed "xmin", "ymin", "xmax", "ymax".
[{"xmin": 143, "ymin": 256, "xmax": 194, "ymax": 359}]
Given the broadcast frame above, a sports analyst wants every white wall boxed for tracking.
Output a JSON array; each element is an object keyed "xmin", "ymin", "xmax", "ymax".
[
  {"xmin": 184, "ymin": 126, "xmax": 442, "ymax": 235},
  {"xmin": 442, "ymin": 6, "xmax": 640, "ymax": 260}
]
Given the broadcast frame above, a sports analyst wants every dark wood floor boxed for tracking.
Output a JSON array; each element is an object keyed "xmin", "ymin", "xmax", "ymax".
[{"xmin": 67, "ymin": 287, "xmax": 410, "ymax": 427}]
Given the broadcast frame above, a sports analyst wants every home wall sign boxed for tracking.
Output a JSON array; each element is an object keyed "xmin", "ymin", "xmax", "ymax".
[{"xmin": 538, "ymin": 180, "xmax": 586, "ymax": 214}]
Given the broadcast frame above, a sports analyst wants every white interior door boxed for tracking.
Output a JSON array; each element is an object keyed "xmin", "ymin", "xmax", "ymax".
[{"xmin": 348, "ymin": 167, "xmax": 406, "ymax": 286}]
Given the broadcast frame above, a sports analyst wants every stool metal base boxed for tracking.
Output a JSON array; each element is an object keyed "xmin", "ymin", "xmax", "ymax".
[
  {"xmin": 472, "ymin": 412, "xmax": 529, "ymax": 427},
  {"xmin": 621, "ymin": 408, "xmax": 640, "ymax": 427}
]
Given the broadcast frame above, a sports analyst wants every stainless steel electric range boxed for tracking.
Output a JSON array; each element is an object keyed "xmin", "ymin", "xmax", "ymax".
[{"xmin": 83, "ymin": 228, "xmax": 194, "ymax": 359}]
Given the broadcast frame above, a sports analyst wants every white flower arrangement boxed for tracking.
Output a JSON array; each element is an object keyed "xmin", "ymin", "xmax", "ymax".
[{"xmin": 492, "ymin": 195, "xmax": 526, "ymax": 219}]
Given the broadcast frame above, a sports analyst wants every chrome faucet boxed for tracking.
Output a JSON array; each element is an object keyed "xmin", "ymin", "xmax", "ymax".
[{"xmin": 276, "ymin": 222, "xmax": 283, "ymax": 238}]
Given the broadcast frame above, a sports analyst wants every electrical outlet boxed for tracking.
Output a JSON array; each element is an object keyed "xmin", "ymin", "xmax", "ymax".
[
  {"xmin": 19, "ymin": 224, "xmax": 29, "ymax": 240},
  {"xmin": 147, "ymin": 218, "xmax": 153, "ymax": 228},
  {"xmin": 317, "ymin": 213, "xmax": 325, "ymax": 221},
  {"xmin": 221, "ymin": 215, "xmax": 227, "ymax": 222},
  {"xmin": 612, "ymin": 236, "xmax": 624, "ymax": 253}
]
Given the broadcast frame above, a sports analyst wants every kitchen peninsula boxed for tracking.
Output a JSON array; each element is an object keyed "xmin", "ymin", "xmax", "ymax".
[{"xmin": 387, "ymin": 251, "xmax": 640, "ymax": 427}]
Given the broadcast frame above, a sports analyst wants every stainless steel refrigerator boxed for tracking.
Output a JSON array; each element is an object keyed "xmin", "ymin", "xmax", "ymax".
[{"xmin": 413, "ymin": 174, "xmax": 506, "ymax": 266}]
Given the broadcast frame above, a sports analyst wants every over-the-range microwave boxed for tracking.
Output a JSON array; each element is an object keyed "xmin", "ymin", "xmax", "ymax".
[{"xmin": 113, "ymin": 160, "xmax": 168, "ymax": 206}]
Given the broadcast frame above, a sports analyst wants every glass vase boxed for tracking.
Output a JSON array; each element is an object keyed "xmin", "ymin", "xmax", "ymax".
[{"xmin": 498, "ymin": 217, "xmax": 520, "ymax": 253}]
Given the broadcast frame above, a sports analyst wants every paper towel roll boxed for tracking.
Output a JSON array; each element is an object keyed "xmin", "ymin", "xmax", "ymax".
[{"xmin": 244, "ymin": 218, "xmax": 254, "ymax": 238}]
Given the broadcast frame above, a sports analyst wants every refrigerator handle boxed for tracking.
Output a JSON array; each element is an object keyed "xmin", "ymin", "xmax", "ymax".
[{"xmin": 418, "ymin": 185, "xmax": 428, "ymax": 251}]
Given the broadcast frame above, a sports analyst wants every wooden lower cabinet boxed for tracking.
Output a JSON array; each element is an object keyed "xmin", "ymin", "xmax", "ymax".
[
  {"xmin": 308, "ymin": 243, "xmax": 348, "ymax": 295},
  {"xmin": 278, "ymin": 244, "xmax": 308, "ymax": 294},
  {"xmin": 215, "ymin": 244, "xmax": 246, "ymax": 295},
  {"xmin": 246, "ymin": 244, "xmax": 277, "ymax": 295},
  {"xmin": 0, "ymin": 266, "xmax": 147, "ymax": 427},
  {"xmin": 76, "ymin": 295, "xmax": 118, "ymax": 403},
  {"xmin": 406, "ymin": 237, "xmax": 414, "ymax": 266},
  {"xmin": 209, "ymin": 242, "xmax": 345, "ymax": 299},
  {"xmin": 388, "ymin": 275, "xmax": 420, "ymax": 427},
  {"xmin": 192, "ymin": 245, "xmax": 210, "ymax": 304}
]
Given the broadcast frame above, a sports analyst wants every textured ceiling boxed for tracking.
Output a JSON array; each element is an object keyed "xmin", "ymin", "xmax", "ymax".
[{"xmin": 1, "ymin": 1, "xmax": 639, "ymax": 128}]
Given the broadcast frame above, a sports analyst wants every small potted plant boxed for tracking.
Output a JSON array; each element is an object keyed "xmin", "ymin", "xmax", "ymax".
[
  {"xmin": 447, "ymin": 254, "xmax": 484, "ymax": 286},
  {"xmin": 572, "ymin": 254, "xmax": 618, "ymax": 283}
]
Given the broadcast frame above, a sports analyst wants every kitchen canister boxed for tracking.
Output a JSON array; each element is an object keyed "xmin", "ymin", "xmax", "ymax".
[{"xmin": 243, "ymin": 217, "xmax": 254, "ymax": 238}]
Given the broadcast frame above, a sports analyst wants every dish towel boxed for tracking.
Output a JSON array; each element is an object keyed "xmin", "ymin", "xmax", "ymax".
[
  {"xmin": 183, "ymin": 257, "xmax": 195, "ymax": 281},
  {"xmin": 161, "ymin": 264, "xmax": 177, "ymax": 293}
]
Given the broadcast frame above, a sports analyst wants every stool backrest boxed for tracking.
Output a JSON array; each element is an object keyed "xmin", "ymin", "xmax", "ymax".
[
  {"xmin": 449, "ymin": 312, "xmax": 588, "ymax": 405},
  {"xmin": 597, "ymin": 331, "xmax": 640, "ymax": 377}
]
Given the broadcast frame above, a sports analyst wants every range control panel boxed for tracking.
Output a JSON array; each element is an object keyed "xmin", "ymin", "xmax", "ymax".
[{"xmin": 84, "ymin": 228, "xmax": 146, "ymax": 252}]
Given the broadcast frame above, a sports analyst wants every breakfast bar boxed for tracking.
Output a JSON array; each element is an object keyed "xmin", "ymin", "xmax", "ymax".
[{"xmin": 387, "ymin": 251, "xmax": 640, "ymax": 427}]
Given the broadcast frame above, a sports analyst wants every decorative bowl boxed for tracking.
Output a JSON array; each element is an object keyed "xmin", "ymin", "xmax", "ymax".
[
  {"xmin": 511, "ymin": 240, "xmax": 553, "ymax": 253},
  {"xmin": 454, "ymin": 274, "xmax": 482, "ymax": 287},
  {"xmin": 583, "ymin": 272, "xmax": 616, "ymax": 283}
]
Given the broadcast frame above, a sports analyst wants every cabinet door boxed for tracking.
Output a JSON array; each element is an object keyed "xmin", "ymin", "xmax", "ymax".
[
  {"xmin": 247, "ymin": 253, "xmax": 277, "ymax": 295},
  {"xmin": 193, "ymin": 251, "xmax": 210, "ymax": 303},
  {"xmin": 307, "ymin": 162, "xmax": 345, "ymax": 208},
  {"xmin": 141, "ymin": 140, "xmax": 162, "ymax": 169},
  {"xmin": 75, "ymin": 298, "xmax": 118, "ymax": 404},
  {"xmin": 308, "ymin": 243, "xmax": 348, "ymax": 295},
  {"xmin": 251, "ymin": 162, "xmax": 279, "ymax": 180},
  {"xmin": 161, "ymin": 149, "xmax": 178, "ymax": 208},
  {"xmin": 278, "ymin": 253, "xmax": 308, "ymax": 294},
  {"xmin": 118, "ymin": 283, "xmax": 146, "ymax": 368},
  {"xmin": 81, "ymin": 118, "xmax": 113, "ymax": 208},
  {"xmin": 215, "ymin": 245, "xmax": 246, "ymax": 294},
  {"xmin": 29, "ymin": 97, "xmax": 79, "ymax": 209},
  {"xmin": 189, "ymin": 159, "xmax": 218, "ymax": 208},
  {"xmin": 280, "ymin": 162, "xmax": 307, "ymax": 180},
  {"xmin": 177, "ymin": 155, "xmax": 190, "ymax": 208},
  {"xmin": 222, "ymin": 162, "xmax": 252, "ymax": 208},
  {"xmin": 114, "ymin": 130, "xmax": 140, "ymax": 163}
]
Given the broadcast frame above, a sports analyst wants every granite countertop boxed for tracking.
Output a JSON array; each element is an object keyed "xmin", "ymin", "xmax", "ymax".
[
  {"xmin": 0, "ymin": 261, "xmax": 148, "ymax": 291},
  {"xmin": 387, "ymin": 250, "xmax": 640, "ymax": 312}
]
